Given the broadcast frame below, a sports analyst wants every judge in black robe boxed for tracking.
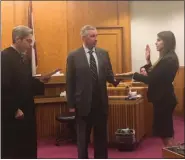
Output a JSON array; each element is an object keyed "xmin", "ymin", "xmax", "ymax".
[
  {"xmin": 1, "ymin": 25, "xmax": 58, "ymax": 159},
  {"xmin": 1, "ymin": 46, "xmax": 45, "ymax": 158}
]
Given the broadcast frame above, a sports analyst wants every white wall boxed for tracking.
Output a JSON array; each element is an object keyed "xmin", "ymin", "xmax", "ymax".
[{"xmin": 130, "ymin": 1, "xmax": 184, "ymax": 72}]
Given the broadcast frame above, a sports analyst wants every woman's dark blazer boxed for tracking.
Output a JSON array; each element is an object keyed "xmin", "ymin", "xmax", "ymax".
[{"xmin": 133, "ymin": 53, "xmax": 179, "ymax": 104}]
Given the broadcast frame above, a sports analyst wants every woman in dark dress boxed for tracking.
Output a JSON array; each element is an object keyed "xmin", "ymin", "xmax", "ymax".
[{"xmin": 118, "ymin": 31, "xmax": 179, "ymax": 146}]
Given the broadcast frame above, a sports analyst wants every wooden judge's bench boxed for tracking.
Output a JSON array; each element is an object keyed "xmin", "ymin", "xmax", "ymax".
[{"xmin": 34, "ymin": 73, "xmax": 184, "ymax": 145}]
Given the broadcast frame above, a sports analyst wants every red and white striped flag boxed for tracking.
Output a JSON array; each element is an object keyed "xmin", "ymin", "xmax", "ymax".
[{"xmin": 28, "ymin": 1, "xmax": 37, "ymax": 75}]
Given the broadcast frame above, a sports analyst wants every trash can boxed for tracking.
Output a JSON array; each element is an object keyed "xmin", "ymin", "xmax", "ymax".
[{"xmin": 115, "ymin": 128, "xmax": 137, "ymax": 151}]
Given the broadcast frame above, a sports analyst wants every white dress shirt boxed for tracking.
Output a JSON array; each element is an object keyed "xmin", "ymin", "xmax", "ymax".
[{"xmin": 83, "ymin": 44, "xmax": 99, "ymax": 75}]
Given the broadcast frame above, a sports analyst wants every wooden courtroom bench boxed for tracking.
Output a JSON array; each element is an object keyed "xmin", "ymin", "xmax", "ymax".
[
  {"xmin": 34, "ymin": 75, "xmax": 147, "ymax": 146},
  {"xmin": 34, "ymin": 76, "xmax": 148, "ymax": 141},
  {"xmin": 35, "ymin": 95, "xmax": 145, "ymax": 145},
  {"xmin": 107, "ymin": 96, "xmax": 145, "ymax": 145},
  {"xmin": 34, "ymin": 74, "xmax": 184, "ymax": 144},
  {"xmin": 107, "ymin": 82, "xmax": 153, "ymax": 137}
]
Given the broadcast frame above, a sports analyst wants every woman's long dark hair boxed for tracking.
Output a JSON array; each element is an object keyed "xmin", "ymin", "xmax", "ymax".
[{"xmin": 157, "ymin": 31, "xmax": 179, "ymax": 68}]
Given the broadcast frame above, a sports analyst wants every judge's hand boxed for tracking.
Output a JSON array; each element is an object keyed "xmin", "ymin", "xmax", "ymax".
[
  {"xmin": 39, "ymin": 68, "xmax": 61, "ymax": 83},
  {"xmin": 145, "ymin": 44, "xmax": 151, "ymax": 64},
  {"xmin": 69, "ymin": 108, "xmax": 75, "ymax": 112},
  {"xmin": 15, "ymin": 108, "xmax": 24, "ymax": 119}
]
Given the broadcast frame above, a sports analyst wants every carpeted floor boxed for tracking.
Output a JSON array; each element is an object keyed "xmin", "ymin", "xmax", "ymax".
[{"xmin": 38, "ymin": 116, "xmax": 184, "ymax": 158}]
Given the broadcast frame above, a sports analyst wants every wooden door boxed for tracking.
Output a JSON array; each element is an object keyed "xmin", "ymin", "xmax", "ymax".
[{"xmin": 96, "ymin": 26, "xmax": 124, "ymax": 73}]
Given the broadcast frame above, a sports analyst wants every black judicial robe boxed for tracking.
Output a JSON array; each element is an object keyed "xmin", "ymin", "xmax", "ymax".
[{"xmin": 1, "ymin": 47, "xmax": 44, "ymax": 159}]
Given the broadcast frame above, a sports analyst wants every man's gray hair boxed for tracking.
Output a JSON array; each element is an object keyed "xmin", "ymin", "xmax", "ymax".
[
  {"xmin": 12, "ymin": 25, "xmax": 33, "ymax": 43},
  {"xmin": 80, "ymin": 25, "xmax": 97, "ymax": 37}
]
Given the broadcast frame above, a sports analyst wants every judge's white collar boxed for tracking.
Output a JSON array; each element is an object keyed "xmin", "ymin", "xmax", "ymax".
[{"xmin": 11, "ymin": 44, "xmax": 26, "ymax": 55}]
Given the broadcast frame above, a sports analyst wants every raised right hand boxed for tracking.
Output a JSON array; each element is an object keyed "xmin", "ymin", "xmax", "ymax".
[
  {"xmin": 15, "ymin": 108, "xmax": 24, "ymax": 119},
  {"xmin": 145, "ymin": 44, "xmax": 151, "ymax": 63}
]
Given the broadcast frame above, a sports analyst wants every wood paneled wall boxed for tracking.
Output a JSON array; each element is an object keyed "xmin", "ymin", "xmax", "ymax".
[
  {"xmin": 2, "ymin": 1, "xmax": 184, "ymax": 117},
  {"xmin": 1, "ymin": 1, "xmax": 131, "ymax": 74}
]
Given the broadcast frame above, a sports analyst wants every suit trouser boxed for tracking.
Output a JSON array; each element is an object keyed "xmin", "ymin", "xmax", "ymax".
[{"xmin": 76, "ymin": 93, "xmax": 108, "ymax": 159}]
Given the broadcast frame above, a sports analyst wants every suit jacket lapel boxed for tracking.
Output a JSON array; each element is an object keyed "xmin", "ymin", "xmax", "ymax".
[{"xmin": 79, "ymin": 47, "xmax": 91, "ymax": 72}]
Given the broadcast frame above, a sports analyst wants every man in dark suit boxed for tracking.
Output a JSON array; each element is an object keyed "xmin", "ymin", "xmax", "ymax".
[{"xmin": 66, "ymin": 25, "xmax": 120, "ymax": 158}]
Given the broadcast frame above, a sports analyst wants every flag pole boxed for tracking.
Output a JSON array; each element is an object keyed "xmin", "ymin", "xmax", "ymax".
[{"xmin": 28, "ymin": 1, "xmax": 37, "ymax": 76}]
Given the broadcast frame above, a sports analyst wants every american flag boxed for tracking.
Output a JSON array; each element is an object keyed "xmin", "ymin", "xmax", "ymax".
[{"xmin": 28, "ymin": 1, "xmax": 37, "ymax": 76}]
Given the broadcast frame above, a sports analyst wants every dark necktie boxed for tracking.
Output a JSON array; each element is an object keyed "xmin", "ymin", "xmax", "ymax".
[{"xmin": 88, "ymin": 50, "xmax": 98, "ymax": 81}]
